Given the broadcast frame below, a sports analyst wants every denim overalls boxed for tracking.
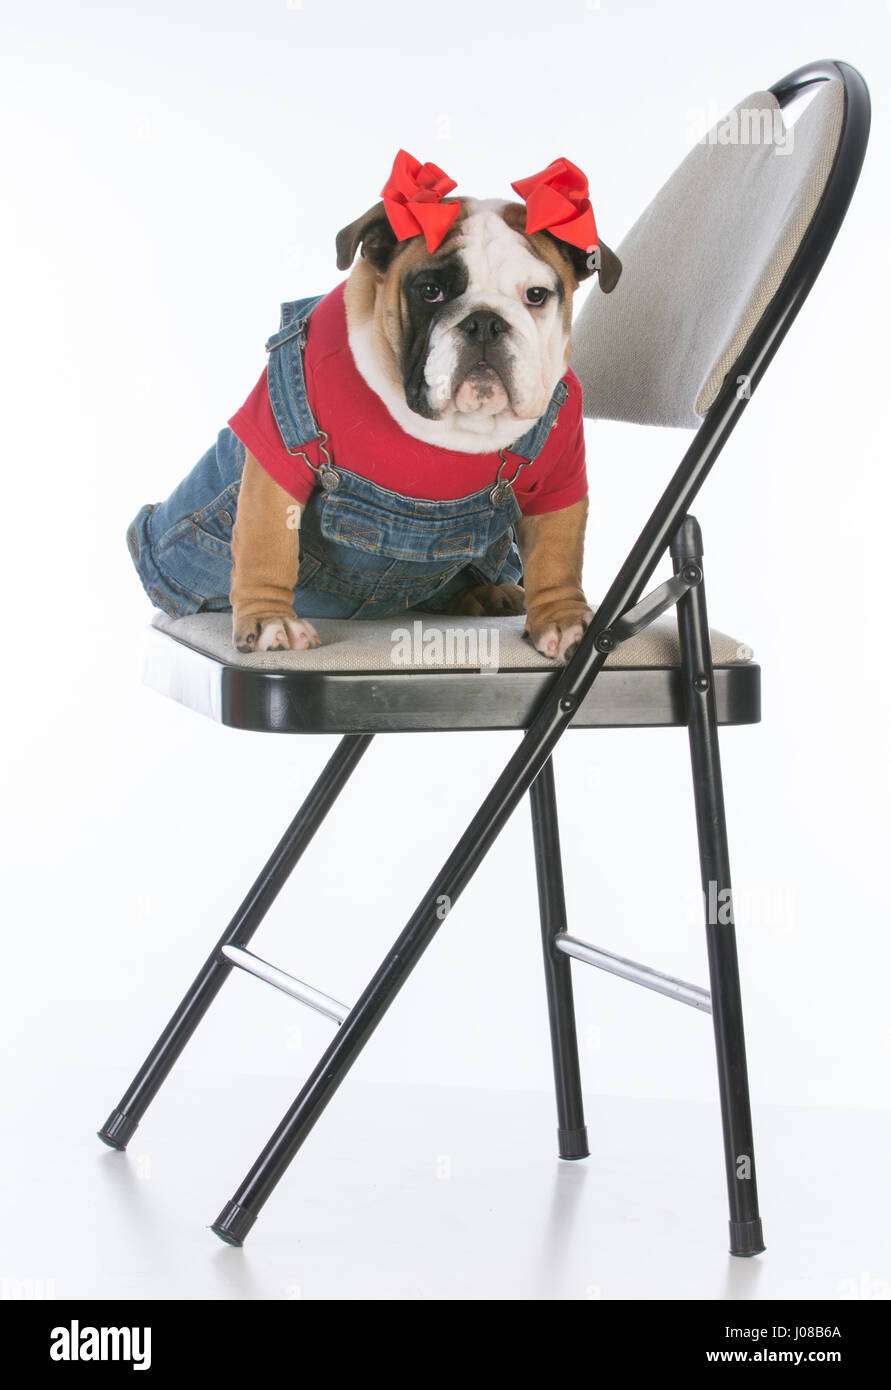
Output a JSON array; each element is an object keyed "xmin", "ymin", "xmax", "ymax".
[{"xmin": 126, "ymin": 295, "xmax": 570, "ymax": 621}]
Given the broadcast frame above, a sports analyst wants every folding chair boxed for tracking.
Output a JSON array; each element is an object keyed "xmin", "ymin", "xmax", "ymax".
[{"xmin": 98, "ymin": 59, "xmax": 870, "ymax": 1255}]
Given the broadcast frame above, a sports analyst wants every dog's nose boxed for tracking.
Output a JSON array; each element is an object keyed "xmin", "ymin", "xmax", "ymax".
[{"xmin": 457, "ymin": 310, "xmax": 509, "ymax": 344}]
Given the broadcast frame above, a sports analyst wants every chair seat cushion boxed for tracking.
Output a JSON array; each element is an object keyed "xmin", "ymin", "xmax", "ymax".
[{"xmin": 150, "ymin": 609, "xmax": 753, "ymax": 672}]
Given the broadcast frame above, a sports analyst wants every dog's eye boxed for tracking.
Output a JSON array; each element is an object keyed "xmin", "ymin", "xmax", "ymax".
[
  {"xmin": 419, "ymin": 283, "xmax": 445, "ymax": 303},
  {"xmin": 524, "ymin": 287, "xmax": 550, "ymax": 306}
]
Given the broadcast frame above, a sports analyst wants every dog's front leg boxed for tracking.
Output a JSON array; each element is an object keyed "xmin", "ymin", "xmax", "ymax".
[
  {"xmin": 230, "ymin": 453, "xmax": 321, "ymax": 653},
  {"xmin": 516, "ymin": 498, "xmax": 593, "ymax": 663}
]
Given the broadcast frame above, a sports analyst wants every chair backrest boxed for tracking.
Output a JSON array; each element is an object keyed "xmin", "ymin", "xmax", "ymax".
[
  {"xmin": 571, "ymin": 73, "xmax": 848, "ymax": 428},
  {"xmin": 549, "ymin": 60, "xmax": 869, "ymax": 711}
]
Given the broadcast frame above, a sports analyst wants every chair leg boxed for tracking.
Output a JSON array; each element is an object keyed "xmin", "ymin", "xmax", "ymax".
[
  {"xmin": 97, "ymin": 734, "xmax": 373, "ymax": 1151},
  {"xmin": 209, "ymin": 690, "xmax": 600, "ymax": 1244},
  {"xmin": 529, "ymin": 757, "xmax": 589, "ymax": 1160},
  {"xmin": 672, "ymin": 516, "xmax": 766, "ymax": 1258}
]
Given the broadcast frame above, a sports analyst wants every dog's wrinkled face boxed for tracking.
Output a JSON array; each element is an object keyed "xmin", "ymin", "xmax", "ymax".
[
  {"xmin": 338, "ymin": 197, "xmax": 621, "ymax": 454},
  {"xmin": 403, "ymin": 202, "xmax": 572, "ymax": 428}
]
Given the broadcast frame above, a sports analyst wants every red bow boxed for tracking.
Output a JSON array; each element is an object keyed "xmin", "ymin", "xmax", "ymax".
[
  {"xmin": 381, "ymin": 149, "xmax": 461, "ymax": 253},
  {"xmin": 511, "ymin": 157, "xmax": 598, "ymax": 251}
]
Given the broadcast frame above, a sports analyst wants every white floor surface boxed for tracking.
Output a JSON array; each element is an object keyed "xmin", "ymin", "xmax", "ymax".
[{"xmin": 2, "ymin": 1062, "xmax": 888, "ymax": 1301}]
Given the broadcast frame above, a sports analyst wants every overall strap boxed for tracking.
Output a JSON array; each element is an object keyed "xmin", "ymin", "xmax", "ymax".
[
  {"xmin": 487, "ymin": 377, "xmax": 571, "ymax": 506},
  {"xmin": 506, "ymin": 377, "xmax": 571, "ymax": 462},
  {"xmin": 265, "ymin": 295, "xmax": 326, "ymax": 452}
]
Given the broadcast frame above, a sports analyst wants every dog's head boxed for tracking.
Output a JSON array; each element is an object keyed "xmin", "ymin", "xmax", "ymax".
[{"xmin": 336, "ymin": 157, "xmax": 621, "ymax": 453}]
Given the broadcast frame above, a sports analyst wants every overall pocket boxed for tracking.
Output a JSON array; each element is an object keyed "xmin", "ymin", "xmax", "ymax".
[
  {"xmin": 128, "ymin": 429, "xmax": 246, "ymax": 617},
  {"xmin": 318, "ymin": 492, "xmax": 494, "ymax": 563},
  {"xmin": 151, "ymin": 482, "xmax": 240, "ymax": 614},
  {"xmin": 296, "ymin": 477, "xmax": 519, "ymax": 619},
  {"xmin": 295, "ymin": 540, "xmax": 464, "ymax": 619}
]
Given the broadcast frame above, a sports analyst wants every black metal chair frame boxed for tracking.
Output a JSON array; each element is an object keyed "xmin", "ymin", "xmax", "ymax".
[{"xmin": 98, "ymin": 61, "xmax": 870, "ymax": 1256}]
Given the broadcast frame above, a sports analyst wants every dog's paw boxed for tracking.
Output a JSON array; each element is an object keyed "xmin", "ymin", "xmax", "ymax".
[
  {"xmin": 524, "ymin": 606, "xmax": 593, "ymax": 664},
  {"xmin": 446, "ymin": 583, "xmax": 526, "ymax": 618},
  {"xmin": 233, "ymin": 612, "xmax": 322, "ymax": 654}
]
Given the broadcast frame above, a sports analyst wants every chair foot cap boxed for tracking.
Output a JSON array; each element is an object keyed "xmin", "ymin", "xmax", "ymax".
[
  {"xmin": 558, "ymin": 1125, "xmax": 590, "ymax": 1160},
  {"xmin": 97, "ymin": 1110, "xmax": 139, "ymax": 1150},
  {"xmin": 730, "ymin": 1217, "xmax": 766, "ymax": 1257},
  {"xmin": 211, "ymin": 1201, "xmax": 257, "ymax": 1246}
]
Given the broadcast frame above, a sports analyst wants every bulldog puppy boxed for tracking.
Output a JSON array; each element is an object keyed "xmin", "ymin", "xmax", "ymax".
[{"xmin": 230, "ymin": 170, "xmax": 621, "ymax": 662}]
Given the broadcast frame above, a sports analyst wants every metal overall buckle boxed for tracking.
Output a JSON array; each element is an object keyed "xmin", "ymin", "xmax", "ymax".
[
  {"xmin": 490, "ymin": 451, "xmax": 530, "ymax": 507},
  {"xmin": 293, "ymin": 431, "xmax": 340, "ymax": 492}
]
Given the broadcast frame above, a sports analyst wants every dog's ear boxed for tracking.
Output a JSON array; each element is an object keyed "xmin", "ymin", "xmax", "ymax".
[
  {"xmin": 595, "ymin": 240, "xmax": 622, "ymax": 293},
  {"xmin": 540, "ymin": 235, "xmax": 622, "ymax": 292},
  {"xmin": 335, "ymin": 202, "xmax": 399, "ymax": 272},
  {"xmin": 505, "ymin": 199, "xmax": 622, "ymax": 294}
]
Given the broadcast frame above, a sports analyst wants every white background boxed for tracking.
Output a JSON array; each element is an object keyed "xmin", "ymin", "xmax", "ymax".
[{"xmin": 1, "ymin": 0, "xmax": 889, "ymax": 1297}]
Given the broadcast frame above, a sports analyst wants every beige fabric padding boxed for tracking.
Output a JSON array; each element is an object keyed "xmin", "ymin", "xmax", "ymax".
[
  {"xmin": 571, "ymin": 81, "xmax": 845, "ymax": 427},
  {"xmin": 151, "ymin": 610, "xmax": 753, "ymax": 672}
]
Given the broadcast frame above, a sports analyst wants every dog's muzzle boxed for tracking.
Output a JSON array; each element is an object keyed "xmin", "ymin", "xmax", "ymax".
[{"xmin": 454, "ymin": 310, "xmax": 512, "ymax": 415}]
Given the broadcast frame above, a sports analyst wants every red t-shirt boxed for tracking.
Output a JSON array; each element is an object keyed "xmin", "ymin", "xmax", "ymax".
[{"xmin": 228, "ymin": 283, "xmax": 587, "ymax": 516}]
